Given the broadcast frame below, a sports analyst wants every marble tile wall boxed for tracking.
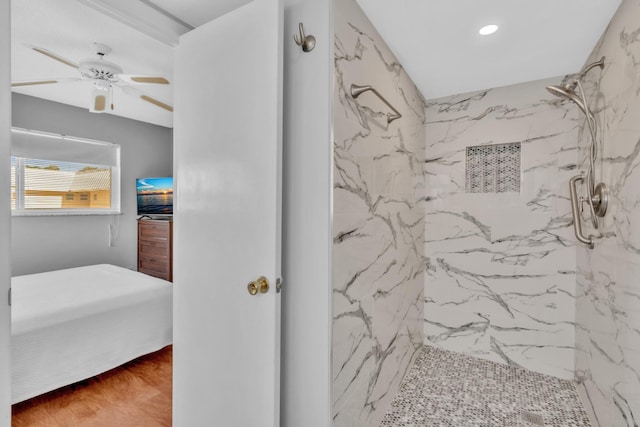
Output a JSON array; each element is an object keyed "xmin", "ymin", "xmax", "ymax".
[
  {"xmin": 573, "ymin": 0, "xmax": 640, "ymax": 425},
  {"xmin": 423, "ymin": 80, "xmax": 581, "ymax": 380},
  {"xmin": 332, "ymin": 0, "xmax": 426, "ymax": 425}
]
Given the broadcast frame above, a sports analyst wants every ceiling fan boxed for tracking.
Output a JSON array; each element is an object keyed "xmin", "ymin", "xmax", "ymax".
[{"xmin": 11, "ymin": 42, "xmax": 173, "ymax": 113}]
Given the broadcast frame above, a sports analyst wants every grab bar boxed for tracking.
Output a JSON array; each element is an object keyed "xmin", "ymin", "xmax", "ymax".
[
  {"xmin": 569, "ymin": 175, "xmax": 594, "ymax": 249},
  {"xmin": 350, "ymin": 84, "xmax": 402, "ymax": 124}
]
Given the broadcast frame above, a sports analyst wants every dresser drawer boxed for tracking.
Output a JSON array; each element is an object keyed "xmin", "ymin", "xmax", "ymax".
[
  {"xmin": 139, "ymin": 241, "xmax": 169, "ymax": 257},
  {"xmin": 138, "ymin": 222, "xmax": 170, "ymax": 242},
  {"xmin": 139, "ymin": 267, "xmax": 170, "ymax": 281},
  {"xmin": 139, "ymin": 256, "xmax": 169, "ymax": 273}
]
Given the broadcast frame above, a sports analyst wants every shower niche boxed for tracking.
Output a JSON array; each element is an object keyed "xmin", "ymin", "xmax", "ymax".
[{"xmin": 465, "ymin": 142, "xmax": 521, "ymax": 194}]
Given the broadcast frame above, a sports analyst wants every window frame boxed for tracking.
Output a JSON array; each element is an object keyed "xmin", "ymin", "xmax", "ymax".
[{"xmin": 10, "ymin": 128, "xmax": 121, "ymax": 217}]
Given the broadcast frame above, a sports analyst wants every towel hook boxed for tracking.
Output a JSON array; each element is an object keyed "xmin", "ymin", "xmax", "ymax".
[{"xmin": 294, "ymin": 22, "xmax": 315, "ymax": 53}]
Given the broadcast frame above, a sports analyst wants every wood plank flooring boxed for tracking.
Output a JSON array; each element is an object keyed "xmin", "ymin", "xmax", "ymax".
[{"xmin": 12, "ymin": 346, "xmax": 172, "ymax": 427}]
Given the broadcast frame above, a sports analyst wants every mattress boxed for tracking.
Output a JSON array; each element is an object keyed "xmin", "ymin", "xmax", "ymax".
[{"xmin": 11, "ymin": 264, "xmax": 173, "ymax": 403}]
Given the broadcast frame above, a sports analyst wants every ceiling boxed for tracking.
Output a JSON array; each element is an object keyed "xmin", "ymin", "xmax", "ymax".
[
  {"xmin": 12, "ymin": 0, "xmax": 623, "ymax": 128},
  {"xmin": 356, "ymin": 0, "xmax": 623, "ymax": 100}
]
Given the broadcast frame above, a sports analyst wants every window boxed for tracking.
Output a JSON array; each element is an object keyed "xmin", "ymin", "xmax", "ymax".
[{"xmin": 11, "ymin": 128, "xmax": 121, "ymax": 216}]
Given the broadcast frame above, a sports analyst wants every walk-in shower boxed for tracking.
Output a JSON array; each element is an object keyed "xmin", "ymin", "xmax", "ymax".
[{"xmin": 546, "ymin": 57, "xmax": 607, "ymax": 248}]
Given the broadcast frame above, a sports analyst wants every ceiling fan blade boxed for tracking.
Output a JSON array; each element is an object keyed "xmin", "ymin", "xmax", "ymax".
[
  {"xmin": 141, "ymin": 95, "xmax": 173, "ymax": 112},
  {"xmin": 28, "ymin": 45, "xmax": 79, "ymax": 69},
  {"xmin": 117, "ymin": 74, "xmax": 170, "ymax": 85},
  {"xmin": 11, "ymin": 77, "xmax": 82, "ymax": 87},
  {"xmin": 120, "ymin": 85, "xmax": 173, "ymax": 112},
  {"xmin": 12, "ymin": 80, "xmax": 58, "ymax": 87}
]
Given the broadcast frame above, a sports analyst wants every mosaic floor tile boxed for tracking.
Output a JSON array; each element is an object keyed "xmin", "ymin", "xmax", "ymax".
[{"xmin": 380, "ymin": 346, "xmax": 591, "ymax": 427}]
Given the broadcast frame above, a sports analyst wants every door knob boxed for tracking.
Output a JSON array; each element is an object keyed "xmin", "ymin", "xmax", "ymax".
[{"xmin": 247, "ymin": 276, "xmax": 269, "ymax": 295}]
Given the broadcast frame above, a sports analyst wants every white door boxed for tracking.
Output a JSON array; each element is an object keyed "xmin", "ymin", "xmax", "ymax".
[{"xmin": 172, "ymin": 0, "xmax": 282, "ymax": 425}]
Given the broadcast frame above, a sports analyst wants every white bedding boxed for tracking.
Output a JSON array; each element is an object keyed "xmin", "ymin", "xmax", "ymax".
[{"xmin": 11, "ymin": 264, "xmax": 173, "ymax": 403}]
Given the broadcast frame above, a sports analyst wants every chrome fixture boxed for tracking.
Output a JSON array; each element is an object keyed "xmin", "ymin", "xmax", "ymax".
[
  {"xmin": 545, "ymin": 85, "xmax": 588, "ymax": 114},
  {"xmin": 546, "ymin": 57, "xmax": 607, "ymax": 248},
  {"xmin": 569, "ymin": 175, "xmax": 595, "ymax": 248},
  {"xmin": 294, "ymin": 22, "xmax": 315, "ymax": 53},
  {"xmin": 546, "ymin": 57, "xmax": 605, "ymax": 98},
  {"xmin": 350, "ymin": 84, "xmax": 402, "ymax": 124}
]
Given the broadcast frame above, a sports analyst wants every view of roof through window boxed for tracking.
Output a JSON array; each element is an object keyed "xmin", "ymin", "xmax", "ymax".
[{"xmin": 12, "ymin": 157, "xmax": 112, "ymax": 210}]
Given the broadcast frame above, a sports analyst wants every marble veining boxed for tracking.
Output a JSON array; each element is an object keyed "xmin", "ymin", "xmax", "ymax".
[
  {"xmin": 573, "ymin": 0, "xmax": 640, "ymax": 425},
  {"xmin": 332, "ymin": 0, "xmax": 425, "ymax": 426},
  {"xmin": 423, "ymin": 80, "xmax": 581, "ymax": 380},
  {"xmin": 333, "ymin": 1, "xmax": 640, "ymax": 425}
]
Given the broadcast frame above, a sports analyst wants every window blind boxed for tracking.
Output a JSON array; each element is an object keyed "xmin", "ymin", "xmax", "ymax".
[{"xmin": 11, "ymin": 128, "xmax": 119, "ymax": 167}]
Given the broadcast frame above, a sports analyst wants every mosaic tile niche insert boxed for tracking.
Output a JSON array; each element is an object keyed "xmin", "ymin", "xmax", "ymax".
[{"xmin": 465, "ymin": 142, "xmax": 521, "ymax": 193}]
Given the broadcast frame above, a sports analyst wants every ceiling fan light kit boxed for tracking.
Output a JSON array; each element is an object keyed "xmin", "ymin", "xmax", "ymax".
[
  {"xmin": 90, "ymin": 80, "xmax": 111, "ymax": 113},
  {"xmin": 12, "ymin": 42, "xmax": 173, "ymax": 114}
]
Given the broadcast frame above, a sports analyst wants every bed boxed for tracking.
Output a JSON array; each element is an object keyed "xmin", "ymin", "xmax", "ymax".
[{"xmin": 11, "ymin": 264, "xmax": 173, "ymax": 404}]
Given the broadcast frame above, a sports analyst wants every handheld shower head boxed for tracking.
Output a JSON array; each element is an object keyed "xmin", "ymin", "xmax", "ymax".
[
  {"xmin": 545, "ymin": 84, "xmax": 588, "ymax": 114},
  {"xmin": 546, "ymin": 56, "xmax": 606, "ymax": 113},
  {"xmin": 547, "ymin": 56, "xmax": 608, "ymax": 243}
]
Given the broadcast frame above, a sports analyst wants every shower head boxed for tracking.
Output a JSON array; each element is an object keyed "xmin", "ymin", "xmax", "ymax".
[
  {"xmin": 545, "ymin": 56, "xmax": 605, "ymax": 115},
  {"xmin": 546, "ymin": 84, "xmax": 588, "ymax": 115}
]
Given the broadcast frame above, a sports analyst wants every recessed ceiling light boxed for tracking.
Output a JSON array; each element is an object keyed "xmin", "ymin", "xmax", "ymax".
[{"xmin": 479, "ymin": 24, "xmax": 499, "ymax": 36}]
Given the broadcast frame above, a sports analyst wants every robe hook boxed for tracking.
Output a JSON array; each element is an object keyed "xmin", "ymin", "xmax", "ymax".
[{"xmin": 294, "ymin": 22, "xmax": 315, "ymax": 53}]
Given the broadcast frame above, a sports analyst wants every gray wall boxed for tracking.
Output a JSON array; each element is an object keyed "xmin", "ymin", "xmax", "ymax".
[{"xmin": 11, "ymin": 93, "xmax": 172, "ymax": 276}]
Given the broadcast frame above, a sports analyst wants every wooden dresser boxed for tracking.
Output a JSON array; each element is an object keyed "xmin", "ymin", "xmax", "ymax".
[{"xmin": 138, "ymin": 219, "xmax": 173, "ymax": 282}]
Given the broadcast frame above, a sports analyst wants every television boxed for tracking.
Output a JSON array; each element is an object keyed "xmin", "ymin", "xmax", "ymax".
[{"xmin": 136, "ymin": 177, "xmax": 173, "ymax": 215}]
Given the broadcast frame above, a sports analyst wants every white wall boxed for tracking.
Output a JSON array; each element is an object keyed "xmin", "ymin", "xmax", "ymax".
[
  {"xmin": 11, "ymin": 93, "xmax": 172, "ymax": 276},
  {"xmin": 0, "ymin": 0, "xmax": 12, "ymax": 423},
  {"xmin": 281, "ymin": 0, "xmax": 333, "ymax": 426}
]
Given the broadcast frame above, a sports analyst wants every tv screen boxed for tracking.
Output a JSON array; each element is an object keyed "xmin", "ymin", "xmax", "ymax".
[{"xmin": 136, "ymin": 177, "xmax": 173, "ymax": 215}]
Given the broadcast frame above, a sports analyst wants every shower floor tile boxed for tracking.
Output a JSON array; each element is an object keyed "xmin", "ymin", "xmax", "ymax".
[{"xmin": 380, "ymin": 345, "xmax": 591, "ymax": 427}]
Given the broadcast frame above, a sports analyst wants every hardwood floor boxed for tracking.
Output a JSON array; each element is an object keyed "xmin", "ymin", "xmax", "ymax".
[{"xmin": 12, "ymin": 346, "xmax": 172, "ymax": 427}]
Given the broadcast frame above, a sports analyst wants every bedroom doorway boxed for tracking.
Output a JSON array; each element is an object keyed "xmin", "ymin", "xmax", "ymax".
[
  {"xmin": 7, "ymin": 0, "xmax": 283, "ymax": 425},
  {"xmin": 9, "ymin": 0, "xmax": 175, "ymax": 424}
]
